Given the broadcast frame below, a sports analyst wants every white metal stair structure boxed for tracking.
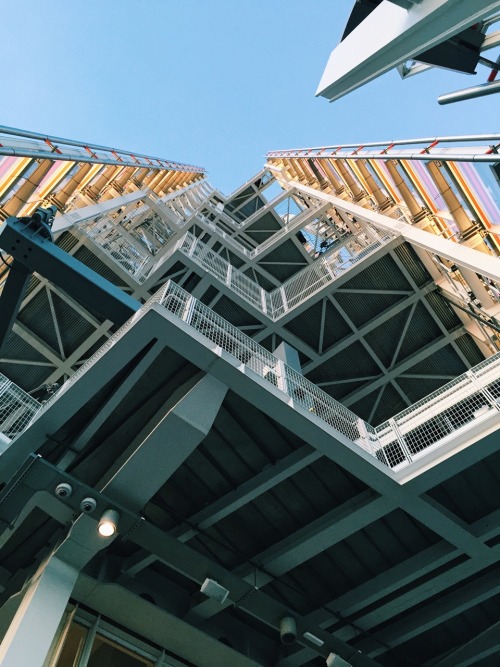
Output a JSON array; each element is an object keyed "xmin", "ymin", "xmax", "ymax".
[{"xmin": 5, "ymin": 281, "xmax": 500, "ymax": 475}]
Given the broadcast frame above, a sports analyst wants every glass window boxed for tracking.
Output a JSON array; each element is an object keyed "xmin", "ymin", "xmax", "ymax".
[
  {"xmin": 53, "ymin": 622, "xmax": 87, "ymax": 667},
  {"xmin": 88, "ymin": 635, "xmax": 152, "ymax": 667},
  {"xmin": 51, "ymin": 621, "xmax": 155, "ymax": 667}
]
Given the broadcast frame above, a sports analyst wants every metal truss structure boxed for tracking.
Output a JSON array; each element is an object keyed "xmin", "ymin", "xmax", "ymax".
[
  {"xmin": 316, "ymin": 0, "xmax": 500, "ymax": 104},
  {"xmin": 1, "ymin": 127, "xmax": 500, "ymax": 667}
]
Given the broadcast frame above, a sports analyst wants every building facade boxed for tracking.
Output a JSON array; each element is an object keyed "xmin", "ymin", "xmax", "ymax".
[{"xmin": 0, "ymin": 126, "xmax": 500, "ymax": 667}]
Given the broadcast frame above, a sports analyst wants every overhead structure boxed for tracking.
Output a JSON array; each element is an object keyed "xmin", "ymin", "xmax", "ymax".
[
  {"xmin": 316, "ymin": 0, "xmax": 500, "ymax": 103},
  {"xmin": 0, "ymin": 125, "xmax": 205, "ymax": 221},
  {"xmin": 1, "ymin": 126, "xmax": 500, "ymax": 667}
]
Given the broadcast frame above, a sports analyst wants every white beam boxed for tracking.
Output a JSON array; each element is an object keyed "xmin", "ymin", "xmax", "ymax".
[
  {"xmin": 52, "ymin": 190, "xmax": 146, "ymax": 233},
  {"xmin": 100, "ymin": 373, "xmax": 228, "ymax": 512},
  {"xmin": 317, "ymin": 0, "xmax": 500, "ymax": 102},
  {"xmin": 57, "ymin": 341, "xmax": 166, "ymax": 470},
  {"xmin": 293, "ymin": 182, "xmax": 500, "ymax": 283},
  {"xmin": 0, "ymin": 557, "xmax": 78, "ymax": 667}
]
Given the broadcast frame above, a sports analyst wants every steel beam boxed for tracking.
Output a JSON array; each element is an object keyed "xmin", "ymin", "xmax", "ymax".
[
  {"xmin": 235, "ymin": 493, "xmax": 393, "ymax": 582},
  {"xmin": 431, "ymin": 619, "xmax": 500, "ymax": 666},
  {"xmin": 128, "ymin": 521, "xmax": 381, "ymax": 667},
  {"xmin": 291, "ymin": 182, "xmax": 500, "ymax": 282},
  {"xmin": 0, "ymin": 260, "xmax": 32, "ymax": 352},
  {"xmin": 99, "ymin": 373, "xmax": 228, "ymax": 511},
  {"xmin": 0, "ymin": 556, "xmax": 79, "ymax": 667},
  {"xmin": 355, "ymin": 565, "xmax": 500, "ymax": 657},
  {"xmin": 169, "ymin": 445, "xmax": 322, "ymax": 543},
  {"xmin": 0, "ymin": 216, "xmax": 140, "ymax": 326},
  {"xmin": 316, "ymin": 0, "xmax": 500, "ymax": 102}
]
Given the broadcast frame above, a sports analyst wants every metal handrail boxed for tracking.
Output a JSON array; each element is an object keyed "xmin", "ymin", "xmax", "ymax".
[
  {"xmin": 151, "ymin": 282, "xmax": 500, "ymax": 471},
  {"xmin": 4, "ymin": 172, "xmax": 500, "ymax": 467},
  {"xmin": 0, "ymin": 125, "xmax": 206, "ymax": 173},
  {"xmin": 152, "ymin": 281, "xmax": 374, "ymax": 451},
  {"xmin": 265, "ymin": 132, "xmax": 500, "ymax": 163},
  {"xmin": 0, "ymin": 374, "xmax": 40, "ymax": 442},
  {"xmin": 178, "ymin": 227, "xmax": 396, "ymax": 320},
  {"xmin": 78, "ymin": 216, "xmax": 154, "ymax": 283},
  {"xmin": 9, "ymin": 282, "xmax": 500, "ymax": 471}
]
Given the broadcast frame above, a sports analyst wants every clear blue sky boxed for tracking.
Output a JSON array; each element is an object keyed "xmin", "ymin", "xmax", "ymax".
[{"xmin": 2, "ymin": 0, "xmax": 497, "ymax": 193}]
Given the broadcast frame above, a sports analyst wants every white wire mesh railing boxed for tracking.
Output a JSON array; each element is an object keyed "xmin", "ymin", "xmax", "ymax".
[
  {"xmin": 153, "ymin": 282, "xmax": 500, "ymax": 470},
  {"xmin": 148, "ymin": 181, "xmax": 215, "ymax": 226},
  {"xmin": 180, "ymin": 233, "xmax": 266, "ymax": 312},
  {"xmin": 271, "ymin": 227, "xmax": 395, "ymax": 317},
  {"xmin": 209, "ymin": 188, "xmax": 322, "ymax": 232},
  {"xmin": 374, "ymin": 355, "xmax": 500, "ymax": 468},
  {"xmin": 193, "ymin": 213, "xmax": 250, "ymax": 256},
  {"xmin": 152, "ymin": 281, "xmax": 377, "ymax": 454},
  {"xmin": 0, "ymin": 374, "xmax": 40, "ymax": 441},
  {"xmin": 78, "ymin": 215, "xmax": 153, "ymax": 282},
  {"xmin": 123, "ymin": 207, "xmax": 178, "ymax": 254},
  {"xmin": 5, "ymin": 280, "xmax": 500, "ymax": 470},
  {"xmin": 178, "ymin": 227, "xmax": 395, "ymax": 320},
  {"xmin": 71, "ymin": 183, "xmax": 215, "ymax": 284},
  {"xmin": 70, "ymin": 181, "xmax": 394, "ymax": 311},
  {"xmin": 246, "ymin": 203, "xmax": 329, "ymax": 259},
  {"xmin": 4, "ymin": 183, "xmax": 499, "ymax": 466}
]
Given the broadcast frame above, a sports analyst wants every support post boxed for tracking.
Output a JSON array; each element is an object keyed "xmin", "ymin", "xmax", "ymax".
[
  {"xmin": 0, "ymin": 259, "xmax": 32, "ymax": 352},
  {"xmin": 0, "ymin": 557, "xmax": 79, "ymax": 667},
  {"xmin": 0, "ymin": 216, "xmax": 140, "ymax": 327}
]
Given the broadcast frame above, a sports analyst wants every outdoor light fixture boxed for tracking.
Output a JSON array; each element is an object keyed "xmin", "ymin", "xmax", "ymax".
[
  {"xmin": 279, "ymin": 616, "xmax": 297, "ymax": 644},
  {"xmin": 97, "ymin": 508, "xmax": 119, "ymax": 537},
  {"xmin": 200, "ymin": 578, "xmax": 229, "ymax": 604},
  {"xmin": 302, "ymin": 631, "xmax": 324, "ymax": 647}
]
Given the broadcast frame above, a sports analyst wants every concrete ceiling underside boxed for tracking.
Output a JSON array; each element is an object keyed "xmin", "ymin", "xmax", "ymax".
[{"xmin": 1, "ymin": 303, "xmax": 499, "ymax": 667}]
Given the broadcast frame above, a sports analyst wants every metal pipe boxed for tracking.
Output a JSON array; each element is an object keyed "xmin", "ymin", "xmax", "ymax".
[
  {"xmin": 483, "ymin": 11, "xmax": 500, "ymax": 28},
  {"xmin": 439, "ymin": 292, "xmax": 500, "ymax": 334},
  {"xmin": 51, "ymin": 163, "xmax": 93, "ymax": 209},
  {"xmin": 438, "ymin": 80, "xmax": 500, "ymax": 105},
  {"xmin": 0, "ymin": 146, "xmax": 205, "ymax": 173},
  {"xmin": 267, "ymin": 152, "xmax": 500, "ymax": 163},
  {"xmin": 2, "ymin": 160, "xmax": 54, "ymax": 216},
  {"xmin": 0, "ymin": 125, "xmax": 204, "ymax": 169},
  {"xmin": 478, "ymin": 55, "xmax": 500, "ymax": 69},
  {"xmin": 267, "ymin": 134, "xmax": 500, "ymax": 154}
]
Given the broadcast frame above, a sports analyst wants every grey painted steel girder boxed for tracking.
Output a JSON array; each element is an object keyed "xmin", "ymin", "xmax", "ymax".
[
  {"xmin": 0, "ymin": 309, "xmax": 386, "ymax": 666},
  {"xmin": 0, "ymin": 216, "xmax": 140, "ymax": 328},
  {"xmin": 2, "ymin": 287, "xmax": 499, "ymax": 666}
]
